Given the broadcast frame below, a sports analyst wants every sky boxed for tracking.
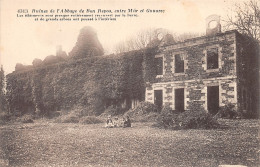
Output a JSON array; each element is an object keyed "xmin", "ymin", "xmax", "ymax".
[{"xmin": 0, "ymin": 0, "xmax": 248, "ymax": 73}]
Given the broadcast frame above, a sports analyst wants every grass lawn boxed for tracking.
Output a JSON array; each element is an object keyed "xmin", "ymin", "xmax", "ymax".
[{"xmin": 0, "ymin": 119, "xmax": 259, "ymax": 167}]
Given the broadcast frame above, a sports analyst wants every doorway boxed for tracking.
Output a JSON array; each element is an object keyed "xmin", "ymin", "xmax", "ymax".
[
  {"xmin": 175, "ymin": 88, "xmax": 184, "ymax": 111},
  {"xmin": 154, "ymin": 90, "xmax": 163, "ymax": 109},
  {"xmin": 207, "ymin": 86, "xmax": 219, "ymax": 115}
]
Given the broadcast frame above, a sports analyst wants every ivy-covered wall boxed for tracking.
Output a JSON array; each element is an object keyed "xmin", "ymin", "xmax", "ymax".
[
  {"xmin": 6, "ymin": 48, "xmax": 157, "ymax": 115},
  {"xmin": 236, "ymin": 33, "xmax": 259, "ymax": 117}
]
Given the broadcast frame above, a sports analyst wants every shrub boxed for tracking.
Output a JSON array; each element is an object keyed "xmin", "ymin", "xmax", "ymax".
[
  {"xmin": 79, "ymin": 116, "xmax": 103, "ymax": 124},
  {"xmin": 0, "ymin": 112, "xmax": 11, "ymax": 121},
  {"xmin": 125, "ymin": 101, "xmax": 158, "ymax": 117},
  {"xmin": 242, "ymin": 110, "xmax": 258, "ymax": 119},
  {"xmin": 155, "ymin": 109, "xmax": 220, "ymax": 130},
  {"xmin": 177, "ymin": 110, "xmax": 220, "ymax": 129},
  {"xmin": 215, "ymin": 103, "xmax": 238, "ymax": 119},
  {"xmin": 0, "ymin": 112, "xmax": 12, "ymax": 125},
  {"xmin": 20, "ymin": 114, "xmax": 34, "ymax": 123},
  {"xmin": 45, "ymin": 110, "xmax": 61, "ymax": 119},
  {"xmin": 137, "ymin": 112, "xmax": 159, "ymax": 122},
  {"xmin": 124, "ymin": 101, "xmax": 159, "ymax": 122},
  {"xmin": 54, "ymin": 107, "xmax": 102, "ymax": 123},
  {"xmin": 156, "ymin": 105, "xmax": 182, "ymax": 129}
]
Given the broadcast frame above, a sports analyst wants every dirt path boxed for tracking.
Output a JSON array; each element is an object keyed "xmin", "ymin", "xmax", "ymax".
[{"xmin": 0, "ymin": 120, "xmax": 259, "ymax": 167}]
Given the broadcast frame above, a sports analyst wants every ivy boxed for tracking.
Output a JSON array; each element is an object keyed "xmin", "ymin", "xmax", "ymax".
[{"xmin": 6, "ymin": 47, "xmax": 159, "ymax": 115}]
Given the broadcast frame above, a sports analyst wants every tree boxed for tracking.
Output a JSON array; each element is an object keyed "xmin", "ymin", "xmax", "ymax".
[
  {"xmin": 114, "ymin": 28, "xmax": 171, "ymax": 54},
  {"xmin": 114, "ymin": 28, "xmax": 203, "ymax": 54},
  {"xmin": 225, "ymin": 0, "xmax": 260, "ymax": 42},
  {"xmin": 0, "ymin": 65, "xmax": 5, "ymax": 112}
]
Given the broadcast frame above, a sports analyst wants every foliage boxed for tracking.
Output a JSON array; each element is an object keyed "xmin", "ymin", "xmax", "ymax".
[
  {"xmin": 158, "ymin": 34, "xmax": 175, "ymax": 47},
  {"xmin": 0, "ymin": 112, "xmax": 12, "ymax": 125},
  {"xmin": 125, "ymin": 101, "xmax": 158, "ymax": 116},
  {"xmin": 143, "ymin": 47, "xmax": 158, "ymax": 83},
  {"xmin": 6, "ymin": 24, "xmax": 161, "ymax": 117},
  {"xmin": 44, "ymin": 110, "xmax": 61, "ymax": 119},
  {"xmin": 15, "ymin": 63, "xmax": 33, "ymax": 71},
  {"xmin": 6, "ymin": 48, "xmax": 152, "ymax": 116},
  {"xmin": 225, "ymin": 0, "xmax": 260, "ymax": 42},
  {"xmin": 32, "ymin": 58, "xmax": 43, "ymax": 67},
  {"xmin": 0, "ymin": 65, "xmax": 6, "ymax": 113},
  {"xmin": 114, "ymin": 28, "xmax": 203, "ymax": 54},
  {"xmin": 79, "ymin": 116, "xmax": 103, "ymax": 124},
  {"xmin": 69, "ymin": 26, "xmax": 104, "ymax": 59},
  {"xmin": 114, "ymin": 28, "xmax": 169, "ymax": 53},
  {"xmin": 6, "ymin": 73, "xmax": 35, "ymax": 116},
  {"xmin": 176, "ymin": 110, "xmax": 220, "ymax": 129},
  {"xmin": 156, "ymin": 105, "xmax": 181, "ymax": 129},
  {"xmin": 20, "ymin": 114, "xmax": 34, "ymax": 123},
  {"xmin": 54, "ymin": 109, "xmax": 104, "ymax": 124},
  {"xmin": 15, "ymin": 63, "xmax": 26, "ymax": 71},
  {"xmin": 215, "ymin": 103, "xmax": 238, "ymax": 119},
  {"xmin": 155, "ymin": 109, "xmax": 220, "ymax": 130},
  {"xmin": 124, "ymin": 101, "xmax": 159, "ymax": 122}
]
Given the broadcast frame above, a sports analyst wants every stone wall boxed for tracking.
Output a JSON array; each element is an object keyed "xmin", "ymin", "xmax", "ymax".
[
  {"xmin": 146, "ymin": 78, "xmax": 237, "ymax": 111},
  {"xmin": 146, "ymin": 31, "xmax": 240, "ymax": 112}
]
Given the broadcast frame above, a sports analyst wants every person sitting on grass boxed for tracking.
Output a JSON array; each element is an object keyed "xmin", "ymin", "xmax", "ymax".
[
  {"xmin": 105, "ymin": 115, "xmax": 113, "ymax": 128},
  {"xmin": 113, "ymin": 117, "xmax": 119, "ymax": 127},
  {"xmin": 123, "ymin": 116, "xmax": 131, "ymax": 128}
]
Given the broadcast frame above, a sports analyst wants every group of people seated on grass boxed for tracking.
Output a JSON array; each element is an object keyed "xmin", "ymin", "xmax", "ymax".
[{"xmin": 105, "ymin": 115, "xmax": 131, "ymax": 128}]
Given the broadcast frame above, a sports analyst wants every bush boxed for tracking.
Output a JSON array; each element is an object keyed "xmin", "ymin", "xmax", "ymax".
[
  {"xmin": 137, "ymin": 112, "xmax": 159, "ymax": 122},
  {"xmin": 54, "ymin": 107, "xmax": 102, "ymax": 123},
  {"xmin": 0, "ymin": 113, "xmax": 35, "ymax": 124},
  {"xmin": 0, "ymin": 112, "xmax": 12, "ymax": 125},
  {"xmin": 79, "ymin": 116, "xmax": 103, "ymax": 124},
  {"xmin": 177, "ymin": 110, "xmax": 220, "ymax": 129},
  {"xmin": 45, "ymin": 110, "xmax": 61, "ymax": 119},
  {"xmin": 125, "ymin": 101, "xmax": 158, "ymax": 117},
  {"xmin": 215, "ymin": 103, "xmax": 238, "ymax": 119},
  {"xmin": 156, "ymin": 105, "xmax": 182, "ymax": 128},
  {"xmin": 0, "ymin": 112, "xmax": 11, "ymax": 121},
  {"xmin": 124, "ymin": 101, "xmax": 159, "ymax": 122},
  {"xmin": 20, "ymin": 114, "xmax": 34, "ymax": 123},
  {"xmin": 155, "ymin": 109, "xmax": 220, "ymax": 130}
]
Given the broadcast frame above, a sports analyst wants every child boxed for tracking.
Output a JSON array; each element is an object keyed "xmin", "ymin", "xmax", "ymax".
[{"xmin": 105, "ymin": 115, "xmax": 113, "ymax": 128}]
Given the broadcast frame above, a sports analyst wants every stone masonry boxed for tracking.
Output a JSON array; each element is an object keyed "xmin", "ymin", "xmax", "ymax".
[{"xmin": 145, "ymin": 23, "xmax": 259, "ymax": 114}]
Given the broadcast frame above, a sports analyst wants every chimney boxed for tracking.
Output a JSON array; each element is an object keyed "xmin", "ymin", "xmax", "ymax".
[{"xmin": 206, "ymin": 15, "xmax": 221, "ymax": 36}]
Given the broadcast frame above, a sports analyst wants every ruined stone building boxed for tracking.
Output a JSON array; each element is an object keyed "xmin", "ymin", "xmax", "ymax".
[
  {"xmin": 6, "ymin": 15, "xmax": 259, "ymax": 117},
  {"xmin": 145, "ymin": 15, "xmax": 259, "ymax": 116}
]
